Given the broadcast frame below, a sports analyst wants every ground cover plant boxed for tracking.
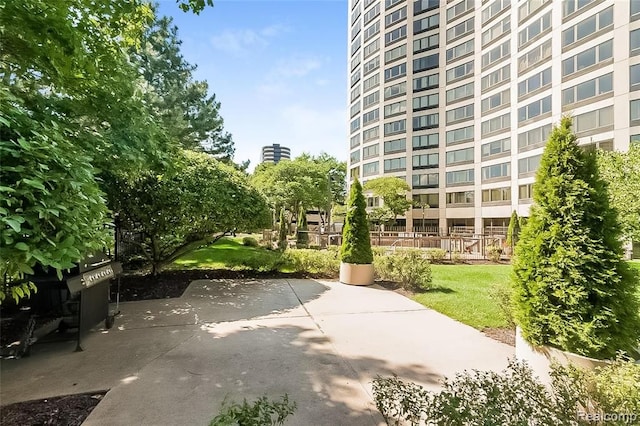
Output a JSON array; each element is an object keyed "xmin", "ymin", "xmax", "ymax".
[{"xmin": 210, "ymin": 394, "xmax": 296, "ymax": 426}]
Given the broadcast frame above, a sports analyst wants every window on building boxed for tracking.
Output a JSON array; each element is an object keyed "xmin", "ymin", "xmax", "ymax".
[
  {"xmin": 350, "ymin": 150, "xmax": 361, "ymax": 163},
  {"xmin": 518, "ymin": 0, "xmax": 550, "ymax": 23},
  {"xmin": 482, "ymin": 0, "xmax": 509, "ymax": 25},
  {"xmin": 413, "ymin": 73, "xmax": 439, "ymax": 92},
  {"xmin": 413, "ymin": 113, "xmax": 439, "ymax": 130},
  {"xmin": 413, "ymin": 133, "xmax": 439, "ymax": 149},
  {"xmin": 412, "ymin": 152, "xmax": 439, "ymax": 168},
  {"xmin": 385, "ymin": 0, "xmax": 404, "ymax": 9},
  {"xmin": 446, "ymin": 191, "xmax": 474, "ymax": 205},
  {"xmin": 384, "ymin": 119, "xmax": 406, "ymax": 135},
  {"xmin": 563, "ymin": 40, "xmax": 612, "ymax": 77},
  {"xmin": 385, "ymin": 6, "xmax": 407, "ymax": 27},
  {"xmin": 446, "ymin": 61, "xmax": 474, "ymax": 83},
  {"xmin": 350, "ymin": 134, "xmax": 361, "ymax": 149},
  {"xmin": 563, "ymin": 7, "xmax": 613, "ymax": 47},
  {"xmin": 563, "ymin": 0, "xmax": 596, "ymax": 17},
  {"xmin": 446, "ymin": 147, "xmax": 474, "ymax": 165},
  {"xmin": 562, "ymin": 73, "xmax": 613, "ymax": 106},
  {"xmin": 350, "ymin": 117, "xmax": 360, "ymax": 134},
  {"xmin": 362, "ymin": 108, "xmax": 379, "ymax": 125},
  {"xmin": 573, "ymin": 105, "xmax": 613, "ymax": 133},
  {"xmin": 446, "ymin": 104, "xmax": 474, "ymax": 124},
  {"xmin": 351, "ymin": 85, "xmax": 361, "ymax": 102},
  {"xmin": 481, "ymin": 88, "xmax": 510, "ymax": 113},
  {"xmin": 482, "ymin": 16, "xmax": 510, "ymax": 47},
  {"xmin": 414, "ymin": 13, "xmax": 439, "ymax": 34},
  {"xmin": 518, "ymin": 68, "xmax": 551, "ymax": 99},
  {"xmin": 518, "ymin": 95, "xmax": 551, "ymax": 123},
  {"xmin": 385, "ymin": 81, "xmax": 407, "ymax": 99},
  {"xmin": 363, "ymin": 21, "xmax": 380, "ymax": 42},
  {"xmin": 518, "ymin": 123, "xmax": 551, "ymax": 151},
  {"xmin": 446, "ymin": 125, "xmax": 474, "ymax": 146},
  {"xmin": 481, "ymin": 112, "xmax": 510, "ymax": 136},
  {"xmin": 384, "ymin": 157, "xmax": 406, "ymax": 172},
  {"xmin": 384, "ymin": 100, "xmax": 407, "ymax": 117},
  {"xmin": 363, "ymin": 74, "xmax": 380, "ymax": 92},
  {"xmin": 446, "ymin": 169, "xmax": 474, "ymax": 186},
  {"xmin": 446, "ymin": 39, "xmax": 474, "ymax": 62},
  {"xmin": 519, "ymin": 11, "xmax": 551, "ymax": 47},
  {"xmin": 350, "ymin": 101, "xmax": 361, "ymax": 118},
  {"xmin": 364, "ymin": 3, "xmax": 381, "ymax": 25},
  {"xmin": 446, "ymin": 82, "xmax": 474, "ymax": 104},
  {"xmin": 384, "ymin": 138, "xmax": 406, "ymax": 153},
  {"xmin": 363, "ymin": 56, "xmax": 380, "ymax": 76},
  {"xmin": 446, "ymin": 17, "xmax": 474, "ymax": 42},
  {"xmin": 363, "ymin": 91, "xmax": 380, "ymax": 108},
  {"xmin": 363, "ymin": 126, "xmax": 380, "ymax": 142},
  {"xmin": 447, "ymin": 0, "xmax": 473, "ymax": 22},
  {"xmin": 364, "ymin": 39, "xmax": 380, "ymax": 58},
  {"xmin": 363, "ymin": 144, "xmax": 380, "ymax": 159},
  {"xmin": 385, "ymin": 25, "xmax": 407, "ymax": 46},
  {"xmin": 351, "ymin": 69, "xmax": 361, "ymax": 87},
  {"xmin": 632, "ymin": 29, "xmax": 640, "ymax": 56},
  {"xmin": 413, "ymin": 53, "xmax": 439, "ymax": 73},
  {"xmin": 351, "ymin": 54, "xmax": 361, "ymax": 71},
  {"xmin": 482, "ymin": 187, "xmax": 511, "ymax": 203},
  {"xmin": 413, "ymin": 33, "xmax": 439, "ymax": 53},
  {"xmin": 363, "ymin": 161, "xmax": 379, "ymax": 176},
  {"xmin": 481, "ymin": 40, "xmax": 509, "ymax": 68},
  {"xmin": 519, "ymin": 39, "xmax": 552, "ymax": 73},
  {"xmin": 414, "ymin": 0, "xmax": 439, "ymax": 16},
  {"xmin": 385, "ymin": 44, "xmax": 407, "ymax": 63},
  {"xmin": 518, "ymin": 155, "xmax": 541, "ymax": 176},
  {"xmin": 413, "ymin": 93, "xmax": 439, "ymax": 111},
  {"xmin": 482, "ymin": 162, "xmax": 510, "ymax": 181},
  {"xmin": 385, "ymin": 63, "xmax": 407, "ymax": 81},
  {"xmin": 412, "ymin": 173, "xmax": 439, "ymax": 188},
  {"xmin": 481, "ymin": 138, "xmax": 510, "ymax": 158},
  {"xmin": 631, "ymin": 100, "xmax": 640, "ymax": 122},
  {"xmin": 351, "ymin": 37, "xmax": 361, "ymax": 57},
  {"xmin": 413, "ymin": 193, "xmax": 439, "ymax": 207},
  {"xmin": 631, "ymin": 64, "xmax": 640, "ymax": 91},
  {"xmin": 519, "ymin": 183, "xmax": 533, "ymax": 200},
  {"xmin": 481, "ymin": 64, "xmax": 509, "ymax": 92}
]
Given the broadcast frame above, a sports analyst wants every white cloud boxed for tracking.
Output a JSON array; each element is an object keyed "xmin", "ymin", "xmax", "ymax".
[
  {"xmin": 210, "ymin": 24, "xmax": 288, "ymax": 55},
  {"xmin": 268, "ymin": 56, "xmax": 322, "ymax": 79}
]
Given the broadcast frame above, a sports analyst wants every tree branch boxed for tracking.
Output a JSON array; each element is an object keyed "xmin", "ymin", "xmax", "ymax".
[{"xmin": 152, "ymin": 230, "xmax": 231, "ymax": 273}]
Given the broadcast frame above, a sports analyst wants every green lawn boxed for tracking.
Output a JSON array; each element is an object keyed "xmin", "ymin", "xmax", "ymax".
[
  {"xmin": 412, "ymin": 264, "xmax": 513, "ymax": 330},
  {"xmin": 171, "ymin": 236, "xmax": 283, "ymax": 270}
]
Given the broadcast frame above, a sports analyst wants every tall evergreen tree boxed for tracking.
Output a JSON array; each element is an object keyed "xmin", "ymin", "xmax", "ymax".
[
  {"xmin": 506, "ymin": 210, "xmax": 520, "ymax": 248},
  {"xmin": 296, "ymin": 206, "xmax": 309, "ymax": 248},
  {"xmin": 278, "ymin": 208, "xmax": 288, "ymax": 251},
  {"xmin": 340, "ymin": 179, "xmax": 373, "ymax": 264},
  {"xmin": 512, "ymin": 117, "xmax": 640, "ymax": 359}
]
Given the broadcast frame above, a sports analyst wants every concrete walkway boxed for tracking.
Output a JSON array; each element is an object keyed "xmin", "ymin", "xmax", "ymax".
[{"xmin": 0, "ymin": 279, "xmax": 513, "ymax": 425}]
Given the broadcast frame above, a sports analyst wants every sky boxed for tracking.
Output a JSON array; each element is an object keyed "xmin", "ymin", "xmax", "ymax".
[{"xmin": 157, "ymin": 0, "xmax": 348, "ymax": 170}]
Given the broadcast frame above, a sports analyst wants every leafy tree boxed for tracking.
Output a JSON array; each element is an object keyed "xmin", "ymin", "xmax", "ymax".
[
  {"xmin": 278, "ymin": 208, "xmax": 288, "ymax": 251},
  {"xmin": 110, "ymin": 151, "xmax": 270, "ymax": 274},
  {"xmin": 506, "ymin": 211, "xmax": 520, "ymax": 248},
  {"xmin": 251, "ymin": 156, "xmax": 331, "ymax": 219},
  {"xmin": 340, "ymin": 179, "xmax": 373, "ymax": 264},
  {"xmin": 363, "ymin": 177, "xmax": 412, "ymax": 224},
  {"xmin": 512, "ymin": 117, "xmax": 640, "ymax": 359},
  {"xmin": 597, "ymin": 143, "xmax": 640, "ymax": 243},
  {"xmin": 296, "ymin": 206, "xmax": 309, "ymax": 248}
]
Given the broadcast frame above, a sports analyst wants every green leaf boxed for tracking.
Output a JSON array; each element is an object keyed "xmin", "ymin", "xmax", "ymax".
[
  {"xmin": 15, "ymin": 242, "xmax": 29, "ymax": 251},
  {"xmin": 5, "ymin": 219, "xmax": 21, "ymax": 233},
  {"xmin": 22, "ymin": 178, "xmax": 46, "ymax": 190}
]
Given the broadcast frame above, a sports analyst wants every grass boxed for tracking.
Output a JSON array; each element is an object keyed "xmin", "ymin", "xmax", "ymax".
[
  {"xmin": 412, "ymin": 264, "xmax": 513, "ymax": 330},
  {"xmin": 171, "ymin": 236, "xmax": 285, "ymax": 271}
]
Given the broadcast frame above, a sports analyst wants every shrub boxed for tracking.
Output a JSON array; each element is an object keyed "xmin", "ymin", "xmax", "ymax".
[
  {"xmin": 340, "ymin": 178, "xmax": 373, "ymax": 264},
  {"xmin": 489, "ymin": 284, "xmax": 515, "ymax": 328},
  {"xmin": 283, "ymin": 249, "xmax": 339, "ymax": 277},
  {"xmin": 374, "ymin": 249, "xmax": 432, "ymax": 292},
  {"xmin": 505, "ymin": 210, "xmax": 520, "ymax": 249},
  {"xmin": 485, "ymin": 245, "xmax": 502, "ymax": 263},
  {"xmin": 451, "ymin": 251, "xmax": 463, "ymax": 264},
  {"xmin": 277, "ymin": 208, "xmax": 287, "ymax": 251},
  {"xmin": 239, "ymin": 253, "xmax": 284, "ymax": 273},
  {"xmin": 242, "ymin": 236, "xmax": 259, "ymax": 247},
  {"xmin": 512, "ymin": 116, "xmax": 640, "ymax": 359},
  {"xmin": 210, "ymin": 394, "xmax": 296, "ymax": 426},
  {"xmin": 373, "ymin": 359, "xmax": 640, "ymax": 426},
  {"xmin": 425, "ymin": 248, "xmax": 446, "ymax": 263}
]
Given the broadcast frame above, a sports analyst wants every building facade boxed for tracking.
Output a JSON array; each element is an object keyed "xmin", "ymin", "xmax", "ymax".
[
  {"xmin": 348, "ymin": 0, "xmax": 640, "ymax": 235},
  {"xmin": 261, "ymin": 143, "xmax": 291, "ymax": 164}
]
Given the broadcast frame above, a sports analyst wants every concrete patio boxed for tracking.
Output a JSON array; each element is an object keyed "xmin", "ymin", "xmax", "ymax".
[{"xmin": 0, "ymin": 278, "xmax": 514, "ymax": 425}]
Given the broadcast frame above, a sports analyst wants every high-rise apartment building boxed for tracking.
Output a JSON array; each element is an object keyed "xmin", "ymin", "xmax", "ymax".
[
  {"xmin": 261, "ymin": 143, "xmax": 291, "ymax": 164},
  {"xmin": 348, "ymin": 0, "xmax": 639, "ymax": 235}
]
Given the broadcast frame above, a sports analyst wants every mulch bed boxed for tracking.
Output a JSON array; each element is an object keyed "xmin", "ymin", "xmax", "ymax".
[{"xmin": 0, "ymin": 391, "xmax": 107, "ymax": 426}]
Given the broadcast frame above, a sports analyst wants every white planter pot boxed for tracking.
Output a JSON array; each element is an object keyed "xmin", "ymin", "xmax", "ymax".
[
  {"xmin": 515, "ymin": 327, "xmax": 610, "ymax": 384},
  {"xmin": 339, "ymin": 262, "xmax": 374, "ymax": 286}
]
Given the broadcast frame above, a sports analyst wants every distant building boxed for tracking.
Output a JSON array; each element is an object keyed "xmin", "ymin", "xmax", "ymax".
[{"xmin": 261, "ymin": 144, "xmax": 291, "ymax": 164}]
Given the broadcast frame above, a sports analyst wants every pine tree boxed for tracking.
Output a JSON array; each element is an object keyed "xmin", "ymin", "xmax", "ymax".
[
  {"xmin": 296, "ymin": 205, "xmax": 309, "ymax": 248},
  {"xmin": 340, "ymin": 179, "xmax": 373, "ymax": 264},
  {"xmin": 512, "ymin": 116, "xmax": 640, "ymax": 359},
  {"xmin": 506, "ymin": 210, "xmax": 520, "ymax": 248}
]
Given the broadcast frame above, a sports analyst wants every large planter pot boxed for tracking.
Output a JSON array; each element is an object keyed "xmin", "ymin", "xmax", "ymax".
[
  {"xmin": 339, "ymin": 262, "xmax": 374, "ymax": 286},
  {"xmin": 515, "ymin": 327, "xmax": 610, "ymax": 384}
]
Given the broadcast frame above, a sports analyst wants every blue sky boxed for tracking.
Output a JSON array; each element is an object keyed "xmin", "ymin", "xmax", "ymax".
[{"xmin": 157, "ymin": 0, "xmax": 348, "ymax": 170}]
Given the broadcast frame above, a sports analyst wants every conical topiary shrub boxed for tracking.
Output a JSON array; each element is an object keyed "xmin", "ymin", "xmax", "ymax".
[
  {"xmin": 296, "ymin": 205, "xmax": 309, "ymax": 248},
  {"xmin": 278, "ymin": 208, "xmax": 288, "ymax": 251},
  {"xmin": 340, "ymin": 178, "xmax": 373, "ymax": 285},
  {"xmin": 512, "ymin": 116, "xmax": 640, "ymax": 359},
  {"xmin": 506, "ymin": 210, "xmax": 520, "ymax": 249}
]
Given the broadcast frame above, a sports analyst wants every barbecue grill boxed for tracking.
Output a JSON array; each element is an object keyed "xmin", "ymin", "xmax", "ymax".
[{"xmin": 1, "ymin": 253, "xmax": 122, "ymax": 358}]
